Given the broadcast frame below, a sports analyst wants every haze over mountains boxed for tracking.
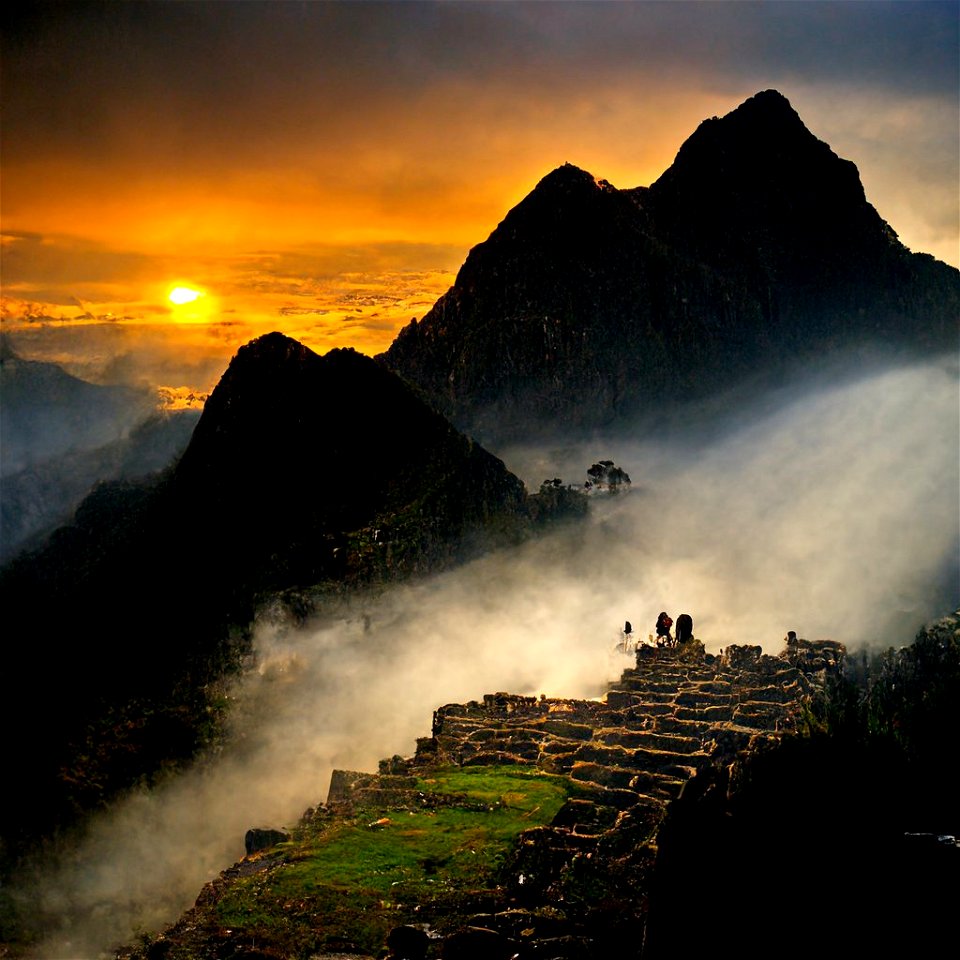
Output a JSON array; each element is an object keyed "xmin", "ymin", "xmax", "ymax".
[
  {"xmin": 0, "ymin": 334, "xmax": 155, "ymax": 474},
  {"xmin": 2, "ymin": 89, "xmax": 957, "ymax": 958}
]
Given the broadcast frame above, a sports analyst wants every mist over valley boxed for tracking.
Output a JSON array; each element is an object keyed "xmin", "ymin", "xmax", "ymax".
[{"xmin": 13, "ymin": 344, "xmax": 959, "ymax": 959}]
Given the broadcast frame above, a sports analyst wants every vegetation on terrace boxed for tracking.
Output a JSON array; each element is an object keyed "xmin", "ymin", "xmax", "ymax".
[{"xmin": 139, "ymin": 766, "xmax": 580, "ymax": 959}]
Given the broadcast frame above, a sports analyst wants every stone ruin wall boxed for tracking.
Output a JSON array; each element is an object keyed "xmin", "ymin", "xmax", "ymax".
[
  {"xmin": 329, "ymin": 638, "xmax": 846, "ymax": 818},
  {"xmin": 202, "ymin": 637, "xmax": 846, "ymax": 960},
  {"xmin": 321, "ymin": 639, "xmax": 845, "ymax": 952}
]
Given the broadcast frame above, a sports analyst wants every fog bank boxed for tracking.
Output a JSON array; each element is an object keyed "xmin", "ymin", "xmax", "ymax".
[{"xmin": 23, "ymin": 353, "xmax": 958, "ymax": 958}]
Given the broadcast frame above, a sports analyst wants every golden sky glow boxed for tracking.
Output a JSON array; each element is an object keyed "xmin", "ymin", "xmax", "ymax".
[{"xmin": 2, "ymin": 2, "xmax": 957, "ymax": 398}]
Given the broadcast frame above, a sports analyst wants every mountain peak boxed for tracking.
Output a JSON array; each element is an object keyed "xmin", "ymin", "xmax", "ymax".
[
  {"xmin": 539, "ymin": 162, "xmax": 597, "ymax": 184},
  {"xmin": 732, "ymin": 88, "xmax": 800, "ymax": 119},
  {"xmin": 654, "ymin": 88, "xmax": 844, "ymax": 190},
  {"xmin": 531, "ymin": 162, "xmax": 614, "ymax": 197},
  {"xmin": 487, "ymin": 160, "xmax": 621, "ymax": 244},
  {"xmin": 647, "ymin": 88, "xmax": 891, "ymax": 268},
  {"xmin": 382, "ymin": 89, "xmax": 958, "ymax": 444},
  {"xmin": 230, "ymin": 330, "xmax": 316, "ymax": 369}
]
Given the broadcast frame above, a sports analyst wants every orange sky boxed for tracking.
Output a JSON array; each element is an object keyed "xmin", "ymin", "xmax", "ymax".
[{"xmin": 2, "ymin": 1, "xmax": 957, "ymax": 402}]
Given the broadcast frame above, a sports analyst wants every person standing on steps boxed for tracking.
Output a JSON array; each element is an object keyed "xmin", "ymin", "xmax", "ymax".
[
  {"xmin": 655, "ymin": 612, "xmax": 673, "ymax": 646},
  {"xmin": 615, "ymin": 620, "xmax": 635, "ymax": 654},
  {"xmin": 675, "ymin": 613, "xmax": 693, "ymax": 644}
]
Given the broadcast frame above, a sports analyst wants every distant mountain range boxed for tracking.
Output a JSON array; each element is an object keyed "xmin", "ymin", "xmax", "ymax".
[
  {"xmin": 0, "ymin": 408, "xmax": 201, "ymax": 563},
  {"xmin": 0, "ymin": 333, "xmax": 155, "ymax": 474},
  {"xmin": 381, "ymin": 90, "xmax": 959, "ymax": 443}
]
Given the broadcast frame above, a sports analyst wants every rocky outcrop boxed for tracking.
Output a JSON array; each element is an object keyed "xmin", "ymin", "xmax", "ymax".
[{"xmin": 244, "ymin": 827, "xmax": 291, "ymax": 855}]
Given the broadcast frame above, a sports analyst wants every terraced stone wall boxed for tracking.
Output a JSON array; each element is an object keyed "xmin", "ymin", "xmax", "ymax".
[{"xmin": 321, "ymin": 638, "xmax": 845, "ymax": 958}]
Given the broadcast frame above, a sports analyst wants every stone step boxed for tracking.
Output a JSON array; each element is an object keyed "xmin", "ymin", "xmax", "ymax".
[
  {"xmin": 569, "ymin": 761, "xmax": 641, "ymax": 791},
  {"xmin": 731, "ymin": 703, "xmax": 792, "ymax": 730},
  {"xmin": 569, "ymin": 742, "xmax": 704, "ymax": 773},
  {"xmin": 550, "ymin": 798, "xmax": 621, "ymax": 834},
  {"xmin": 461, "ymin": 751, "xmax": 538, "ymax": 768},
  {"xmin": 685, "ymin": 680, "xmax": 735, "ymax": 695},
  {"xmin": 604, "ymin": 692, "xmax": 676, "ymax": 714},
  {"xmin": 595, "ymin": 728, "xmax": 702, "ymax": 754},
  {"xmin": 564, "ymin": 780, "xmax": 646, "ymax": 812},
  {"xmin": 610, "ymin": 678, "xmax": 684, "ymax": 694},
  {"xmin": 626, "ymin": 770, "xmax": 690, "ymax": 801},
  {"xmin": 540, "ymin": 719, "xmax": 597, "ymax": 740},
  {"xmin": 631, "ymin": 665, "xmax": 722, "ymax": 681},
  {"xmin": 650, "ymin": 716, "xmax": 716, "ymax": 737},
  {"xmin": 675, "ymin": 690, "xmax": 735, "ymax": 708},
  {"xmin": 465, "ymin": 741, "xmax": 543, "ymax": 762},
  {"xmin": 463, "ymin": 727, "xmax": 548, "ymax": 746},
  {"xmin": 675, "ymin": 704, "xmax": 735, "ymax": 723},
  {"xmin": 607, "ymin": 684, "xmax": 679, "ymax": 702},
  {"xmin": 737, "ymin": 683, "xmax": 803, "ymax": 704},
  {"xmin": 435, "ymin": 719, "xmax": 491, "ymax": 738}
]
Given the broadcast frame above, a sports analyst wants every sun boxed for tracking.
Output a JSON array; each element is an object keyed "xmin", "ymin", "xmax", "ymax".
[
  {"xmin": 166, "ymin": 283, "xmax": 217, "ymax": 324},
  {"xmin": 169, "ymin": 286, "xmax": 203, "ymax": 305}
]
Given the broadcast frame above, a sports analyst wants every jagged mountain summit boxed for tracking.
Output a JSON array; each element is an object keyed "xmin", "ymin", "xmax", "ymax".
[
  {"xmin": 381, "ymin": 90, "xmax": 959, "ymax": 443},
  {"xmin": 170, "ymin": 332, "xmax": 531, "ymax": 588}
]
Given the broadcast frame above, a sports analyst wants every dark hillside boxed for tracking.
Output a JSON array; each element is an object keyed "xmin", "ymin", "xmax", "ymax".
[{"xmin": 0, "ymin": 334, "xmax": 557, "ymax": 862}]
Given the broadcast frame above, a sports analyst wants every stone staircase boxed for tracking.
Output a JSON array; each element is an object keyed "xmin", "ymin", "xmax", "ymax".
[
  {"xmin": 333, "ymin": 639, "xmax": 842, "ymax": 807},
  {"xmin": 319, "ymin": 637, "xmax": 845, "ymax": 958}
]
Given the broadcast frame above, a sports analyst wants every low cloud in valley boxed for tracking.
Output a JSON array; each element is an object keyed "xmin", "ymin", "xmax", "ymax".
[{"xmin": 22, "ymin": 350, "xmax": 958, "ymax": 958}]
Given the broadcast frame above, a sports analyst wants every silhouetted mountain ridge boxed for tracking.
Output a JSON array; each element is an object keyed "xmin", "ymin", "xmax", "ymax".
[
  {"xmin": 1, "ymin": 334, "xmax": 570, "ymax": 855},
  {"xmin": 169, "ymin": 333, "xmax": 533, "ymax": 591},
  {"xmin": 382, "ymin": 90, "xmax": 959, "ymax": 443}
]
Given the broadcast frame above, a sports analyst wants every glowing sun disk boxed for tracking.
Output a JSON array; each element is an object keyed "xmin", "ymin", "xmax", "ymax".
[{"xmin": 169, "ymin": 286, "xmax": 202, "ymax": 305}]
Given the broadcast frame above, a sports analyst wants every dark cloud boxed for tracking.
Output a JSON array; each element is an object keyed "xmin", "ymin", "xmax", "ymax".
[
  {"xmin": 4, "ymin": 1, "xmax": 955, "ymax": 166},
  {"xmin": 278, "ymin": 306, "xmax": 330, "ymax": 317}
]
